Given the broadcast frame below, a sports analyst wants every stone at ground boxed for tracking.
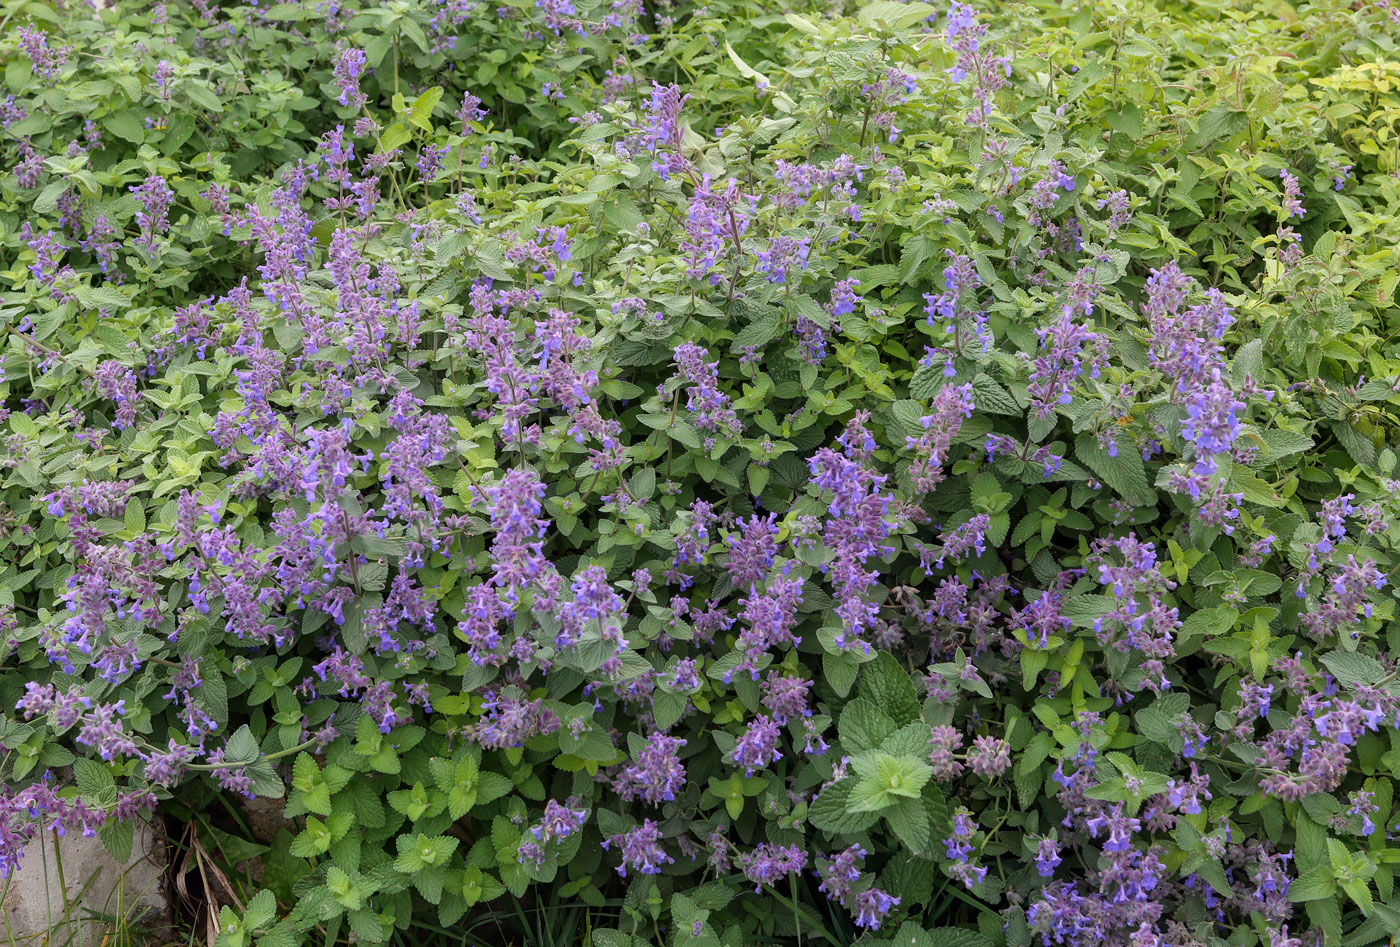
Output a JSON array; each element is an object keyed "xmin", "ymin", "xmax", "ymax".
[{"xmin": 2, "ymin": 820, "xmax": 169, "ymax": 947}]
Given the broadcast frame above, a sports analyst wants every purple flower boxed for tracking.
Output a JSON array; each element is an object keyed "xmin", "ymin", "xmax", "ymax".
[
  {"xmin": 728, "ymin": 714, "xmax": 783, "ymax": 775},
  {"xmin": 680, "ymin": 176, "xmax": 754, "ymax": 285},
  {"xmin": 457, "ymin": 91, "xmax": 487, "ymax": 133},
  {"xmin": 943, "ymin": 807, "xmax": 987, "ymax": 889},
  {"xmin": 416, "ymin": 145, "xmax": 448, "ymax": 179},
  {"xmin": 144, "ymin": 740, "xmax": 199, "ymax": 787},
  {"xmin": 739, "ymin": 842, "xmax": 807, "ymax": 892},
  {"xmin": 206, "ymin": 746, "xmax": 255, "ymax": 799},
  {"xmin": 130, "ymin": 175, "xmax": 174, "ymax": 257},
  {"xmin": 966, "ymin": 734, "xmax": 1011, "ymax": 777},
  {"xmin": 487, "ymin": 469, "xmax": 552, "ymax": 603},
  {"xmin": 532, "ymin": 799, "xmax": 588, "ymax": 843},
  {"xmin": 725, "ymin": 513, "xmax": 778, "ymax": 587},
  {"xmin": 1240, "ymin": 681, "xmax": 1274, "ymax": 719},
  {"xmin": 1279, "ymin": 168, "xmax": 1305, "ymax": 219},
  {"xmin": 760, "ymin": 673, "xmax": 812, "ymax": 723},
  {"xmin": 637, "ymin": 82, "xmax": 689, "ymax": 179},
  {"xmin": 474, "ymin": 691, "xmax": 560, "ymax": 749},
  {"xmin": 602, "ymin": 819, "xmax": 673, "ymax": 876},
  {"xmin": 755, "ymin": 234, "xmax": 811, "ymax": 284},
  {"xmin": 928, "ymin": 725, "xmax": 965, "ymax": 780},
  {"xmin": 673, "ymin": 343, "xmax": 742, "ymax": 441},
  {"xmin": 831, "ymin": 278, "xmax": 860, "ymax": 317},
  {"xmin": 76, "ymin": 701, "xmax": 136, "ymax": 761},
  {"xmin": 94, "ymin": 361, "xmax": 140, "ymax": 430},
  {"xmin": 907, "ymin": 383, "xmax": 975, "ymax": 494},
  {"xmin": 816, "ymin": 845, "xmax": 867, "ymax": 901},
  {"xmin": 933, "ymin": 513, "xmax": 990, "ymax": 568},
  {"xmin": 851, "ymin": 887, "xmax": 900, "ymax": 930},
  {"xmin": 1181, "ymin": 372, "xmax": 1245, "ymax": 464},
  {"xmin": 18, "ymin": 26, "xmax": 71, "ymax": 80},
  {"xmin": 333, "ymin": 47, "xmax": 368, "ymax": 109},
  {"xmin": 615, "ymin": 734, "xmax": 687, "ymax": 805},
  {"xmin": 1029, "ymin": 307, "xmax": 1108, "ymax": 419},
  {"xmin": 943, "ymin": 3, "xmax": 1010, "ymax": 125},
  {"xmin": 669, "ymin": 657, "xmax": 701, "ymax": 692},
  {"xmin": 1035, "ymin": 837, "xmax": 1061, "ymax": 877}
]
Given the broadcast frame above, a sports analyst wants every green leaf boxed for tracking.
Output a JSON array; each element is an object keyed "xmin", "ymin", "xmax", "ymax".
[
  {"xmin": 379, "ymin": 123, "xmax": 412, "ymax": 154},
  {"xmin": 184, "ymin": 83, "xmax": 224, "ymax": 112},
  {"xmin": 849, "ymin": 754, "xmax": 933, "ymax": 811},
  {"xmin": 74, "ymin": 757, "xmax": 116, "ymax": 797},
  {"xmin": 395, "ymin": 833, "xmax": 459, "ymax": 874},
  {"xmin": 1320, "ymin": 651, "xmax": 1384, "ymax": 688},
  {"xmin": 880, "ymin": 722, "xmax": 933, "ymax": 758},
  {"xmin": 1135, "ymin": 693, "xmax": 1189, "ymax": 744},
  {"xmin": 724, "ymin": 40, "xmax": 769, "ymax": 85},
  {"xmin": 76, "ymin": 285, "xmax": 134, "ymax": 311},
  {"xmin": 1288, "ymin": 865, "xmax": 1337, "ymax": 902},
  {"xmin": 244, "ymin": 890, "xmax": 277, "ymax": 930},
  {"xmin": 730, "ymin": 309, "xmax": 782, "ymax": 352},
  {"xmin": 823, "ymin": 651, "xmax": 859, "ymax": 698},
  {"xmin": 1333, "ymin": 421, "xmax": 1378, "ymax": 468},
  {"xmin": 100, "ymin": 819, "xmax": 134, "ymax": 863},
  {"xmin": 1257, "ymin": 428, "xmax": 1313, "ymax": 462},
  {"xmin": 124, "ymin": 498, "xmax": 146, "ymax": 535},
  {"xmin": 225, "ymin": 725, "xmax": 260, "ymax": 763},
  {"xmin": 1075, "ymin": 435, "xmax": 1153, "ymax": 505},
  {"xmin": 883, "ymin": 924, "xmax": 995, "ymax": 947},
  {"xmin": 474, "ymin": 772, "xmax": 513, "ymax": 807},
  {"xmin": 883, "ymin": 797, "xmax": 931, "ymax": 855},
  {"xmin": 1177, "ymin": 606, "xmax": 1235, "ymax": 642},
  {"xmin": 325, "ymin": 866, "xmax": 362, "ymax": 910},
  {"xmin": 653, "ymin": 690, "xmax": 686, "ymax": 731},
  {"xmin": 102, "ymin": 110, "xmax": 146, "ymax": 143},
  {"xmin": 1340, "ymin": 879, "xmax": 1374, "ymax": 915},
  {"xmin": 857, "ymin": 0, "xmax": 942, "ymax": 28},
  {"xmin": 858, "ymin": 651, "xmax": 921, "ymax": 725},
  {"xmin": 839, "ymin": 698, "xmax": 897, "ymax": 753},
  {"xmin": 33, "ymin": 180, "xmax": 67, "ymax": 215},
  {"xmin": 809, "ymin": 778, "xmax": 881, "ymax": 835},
  {"xmin": 971, "ymin": 374, "xmax": 1021, "ymax": 416},
  {"xmin": 1232, "ymin": 338, "xmax": 1263, "ymax": 385},
  {"xmin": 1061, "ymin": 594, "xmax": 1118, "ymax": 628},
  {"xmin": 409, "ymin": 87, "xmax": 443, "ymax": 131}
]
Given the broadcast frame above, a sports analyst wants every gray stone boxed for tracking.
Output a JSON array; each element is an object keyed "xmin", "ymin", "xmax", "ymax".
[{"xmin": 2, "ymin": 820, "xmax": 169, "ymax": 947}]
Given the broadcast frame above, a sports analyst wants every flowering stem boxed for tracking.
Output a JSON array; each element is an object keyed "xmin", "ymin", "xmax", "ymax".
[
  {"xmin": 341, "ymin": 507, "xmax": 362, "ymax": 594},
  {"xmin": 664, "ymin": 389, "xmax": 680, "ymax": 483},
  {"xmin": 454, "ymin": 456, "xmax": 483, "ymax": 495},
  {"xmin": 7, "ymin": 326, "xmax": 66, "ymax": 361},
  {"xmin": 182, "ymin": 737, "xmax": 320, "ymax": 771}
]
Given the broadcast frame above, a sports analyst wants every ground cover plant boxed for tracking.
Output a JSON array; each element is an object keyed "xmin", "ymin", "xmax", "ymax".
[{"xmin": 3, "ymin": 0, "xmax": 1400, "ymax": 944}]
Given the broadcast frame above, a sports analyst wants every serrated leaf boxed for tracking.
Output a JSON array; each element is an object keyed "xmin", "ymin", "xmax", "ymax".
[
  {"xmin": 1289, "ymin": 864, "xmax": 1337, "ymax": 902},
  {"xmin": 858, "ymin": 651, "xmax": 920, "ymax": 725},
  {"xmin": 809, "ymin": 778, "xmax": 881, "ymax": 835},
  {"xmin": 99, "ymin": 818, "xmax": 134, "ymax": 863},
  {"xmin": 1135, "ymin": 692, "xmax": 1189, "ymax": 743},
  {"xmin": 971, "ymin": 374, "xmax": 1020, "ymax": 415},
  {"xmin": 883, "ymin": 797, "xmax": 931, "ymax": 855},
  {"xmin": 1321, "ymin": 651, "xmax": 1385, "ymax": 688},
  {"xmin": 730, "ymin": 310, "xmax": 782, "ymax": 352},
  {"xmin": 124, "ymin": 498, "xmax": 146, "ymax": 535},
  {"xmin": 1257, "ymin": 428, "xmax": 1313, "ymax": 461},
  {"xmin": 1075, "ymin": 435, "xmax": 1153, "ymax": 505},
  {"xmin": 839, "ymin": 698, "xmax": 898, "ymax": 754}
]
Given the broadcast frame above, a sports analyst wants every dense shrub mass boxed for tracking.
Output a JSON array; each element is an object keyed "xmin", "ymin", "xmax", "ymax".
[{"xmin": 3, "ymin": 0, "xmax": 1400, "ymax": 944}]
